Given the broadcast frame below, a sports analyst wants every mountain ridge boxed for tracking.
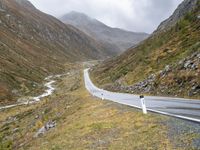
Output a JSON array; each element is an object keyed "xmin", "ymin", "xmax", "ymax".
[
  {"xmin": 0, "ymin": 0, "xmax": 112, "ymax": 105},
  {"xmin": 155, "ymin": 0, "xmax": 198, "ymax": 33},
  {"xmin": 91, "ymin": 0, "xmax": 200, "ymax": 99},
  {"xmin": 60, "ymin": 11, "xmax": 149, "ymax": 53}
]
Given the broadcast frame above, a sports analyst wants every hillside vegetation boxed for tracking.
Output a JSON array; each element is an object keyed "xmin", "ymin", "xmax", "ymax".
[
  {"xmin": 1, "ymin": 64, "xmax": 199, "ymax": 150},
  {"xmin": 0, "ymin": 0, "xmax": 110, "ymax": 105},
  {"xmin": 91, "ymin": 0, "xmax": 200, "ymax": 99}
]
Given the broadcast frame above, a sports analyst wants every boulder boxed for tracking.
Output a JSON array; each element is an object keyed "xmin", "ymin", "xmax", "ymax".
[
  {"xmin": 184, "ymin": 60, "xmax": 192, "ymax": 69},
  {"xmin": 197, "ymin": 53, "xmax": 200, "ymax": 59},
  {"xmin": 34, "ymin": 120, "xmax": 56, "ymax": 138}
]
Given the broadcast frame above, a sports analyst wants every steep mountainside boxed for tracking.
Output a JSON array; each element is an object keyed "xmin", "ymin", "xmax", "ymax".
[
  {"xmin": 60, "ymin": 11, "xmax": 149, "ymax": 54},
  {"xmin": 91, "ymin": 0, "xmax": 200, "ymax": 99},
  {"xmin": 156, "ymin": 0, "xmax": 198, "ymax": 32},
  {"xmin": 0, "ymin": 0, "xmax": 110, "ymax": 105}
]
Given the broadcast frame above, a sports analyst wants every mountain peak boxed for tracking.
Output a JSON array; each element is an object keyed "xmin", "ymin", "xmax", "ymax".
[
  {"xmin": 60, "ymin": 11, "xmax": 149, "ymax": 53},
  {"xmin": 15, "ymin": 0, "xmax": 36, "ymax": 9},
  {"xmin": 155, "ymin": 0, "xmax": 198, "ymax": 32},
  {"xmin": 60, "ymin": 11, "xmax": 101, "ymax": 27},
  {"xmin": 65, "ymin": 11, "xmax": 90, "ymax": 19},
  {"xmin": 67, "ymin": 11, "xmax": 89, "ymax": 17}
]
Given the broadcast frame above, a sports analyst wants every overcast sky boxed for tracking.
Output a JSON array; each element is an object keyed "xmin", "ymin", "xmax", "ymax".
[{"xmin": 29, "ymin": 0, "xmax": 183, "ymax": 33}]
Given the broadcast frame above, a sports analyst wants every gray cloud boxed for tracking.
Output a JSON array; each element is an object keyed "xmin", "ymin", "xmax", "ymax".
[{"xmin": 29, "ymin": 0, "xmax": 183, "ymax": 33}]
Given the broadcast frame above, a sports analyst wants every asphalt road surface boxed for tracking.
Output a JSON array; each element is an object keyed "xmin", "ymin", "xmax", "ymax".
[{"xmin": 84, "ymin": 69, "xmax": 200, "ymax": 123}]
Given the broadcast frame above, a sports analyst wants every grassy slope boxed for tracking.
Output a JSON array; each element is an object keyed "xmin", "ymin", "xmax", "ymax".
[
  {"xmin": 0, "ymin": 64, "xmax": 173, "ymax": 150},
  {"xmin": 0, "ymin": 0, "xmax": 110, "ymax": 105},
  {"xmin": 1, "ymin": 64, "xmax": 199, "ymax": 149},
  {"xmin": 91, "ymin": 4, "xmax": 200, "ymax": 98}
]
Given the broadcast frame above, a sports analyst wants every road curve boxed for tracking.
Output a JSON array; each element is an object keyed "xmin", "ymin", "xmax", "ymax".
[{"xmin": 84, "ymin": 69, "xmax": 200, "ymax": 123}]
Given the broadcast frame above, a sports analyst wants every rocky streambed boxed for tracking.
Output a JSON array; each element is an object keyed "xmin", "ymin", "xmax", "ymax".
[{"xmin": 0, "ymin": 73, "xmax": 69, "ymax": 110}]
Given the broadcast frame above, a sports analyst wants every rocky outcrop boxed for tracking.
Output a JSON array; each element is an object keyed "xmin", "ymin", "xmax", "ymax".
[
  {"xmin": 15, "ymin": 0, "xmax": 36, "ymax": 9},
  {"xmin": 106, "ymin": 51, "xmax": 200, "ymax": 98},
  {"xmin": 34, "ymin": 120, "xmax": 57, "ymax": 137},
  {"xmin": 155, "ymin": 0, "xmax": 198, "ymax": 33}
]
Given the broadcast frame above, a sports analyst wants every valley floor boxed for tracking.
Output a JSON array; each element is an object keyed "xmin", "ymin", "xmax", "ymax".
[{"xmin": 0, "ymin": 63, "xmax": 199, "ymax": 150}]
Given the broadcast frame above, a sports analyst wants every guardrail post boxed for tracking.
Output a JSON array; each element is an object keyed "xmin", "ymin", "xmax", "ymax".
[
  {"xmin": 101, "ymin": 93, "xmax": 104, "ymax": 100},
  {"xmin": 140, "ymin": 95, "xmax": 147, "ymax": 114},
  {"xmin": 26, "ymin": 100, "xmax": 30, "ymax": 106}
]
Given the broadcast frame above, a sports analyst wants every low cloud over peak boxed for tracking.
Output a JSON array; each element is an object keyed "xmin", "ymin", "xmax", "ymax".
[{"xmin": 29, "ymin": 0, "xmax": 183, "ymax": 33}]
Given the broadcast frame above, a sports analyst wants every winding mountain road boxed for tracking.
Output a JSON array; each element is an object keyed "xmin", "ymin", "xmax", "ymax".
[{"xmin": 84, "ymin": 69, "xmax": 200, "ymax": 123}]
